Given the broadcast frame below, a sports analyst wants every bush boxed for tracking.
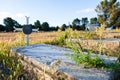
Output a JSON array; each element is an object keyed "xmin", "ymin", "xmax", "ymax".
[
  {"xmin": 56, "ymin": 31, "xmax": 68, "ymax": 46},
  {"xmin": 66, "ymin": 40, "xmax": 105, "ymax": 68}
]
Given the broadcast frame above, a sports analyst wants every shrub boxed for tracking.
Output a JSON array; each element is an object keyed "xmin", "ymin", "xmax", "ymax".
[
  {"xmin": 66, "ymin": 40, "xmax": 105, "ymax": 68},
  {"xmin": 56, "ymin": 31, "xmax": 68, "ymax": 46}
]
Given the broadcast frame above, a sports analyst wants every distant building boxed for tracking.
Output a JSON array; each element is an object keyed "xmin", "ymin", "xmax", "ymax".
[
  {"xmin": 86, "ymin": 24, "xmax": 99, "ymax": 31},
  {"xmin": 105, "ymin": 26, "xmax": 114, "ymax": 30}
]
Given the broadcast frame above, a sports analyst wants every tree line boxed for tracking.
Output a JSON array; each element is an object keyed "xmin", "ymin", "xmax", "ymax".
[
  {"xmin": 0, "ymin": 0, "xmax": 120, "ymax": 32},
  {"xmin": 0, "ymin": 17, "xmax": 98, "ymax": 32}
]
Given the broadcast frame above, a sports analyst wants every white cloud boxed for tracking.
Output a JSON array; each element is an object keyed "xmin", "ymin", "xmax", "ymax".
[
  {"xmin": 0, "ymin": 12, "xmax": 30, "ymax": 24},
  {"xmin": 76, "ymin": 8, "xmax": 95, "ymax": 14}
]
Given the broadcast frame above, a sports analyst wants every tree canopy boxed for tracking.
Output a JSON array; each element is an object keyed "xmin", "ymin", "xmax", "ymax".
[
  {"xmin": 4, "ymin": 17, "xmax": 15, "ymax": 32},
  {"xmin": 0, "ymin": 24, "xmax": 4, "ymax": 31},
  {"xmin": 3, "ymin": 17, "xmax": 22, "ymax": 32},
  {"xmin": 72, "ymin": 18, "xmax": 81, "ymax": 26},
  {"xmin": 90, "ymin": 17, "xmax": 98, "ymax": 24},
  {"xmin": 61, "ymin": 24, "xmax": 68, "ymax": 31},
  {"xmin": 96, "ymin": 0, "xmax": 120, "ymax": 28},
  {"xmin": 34, "ymin": 20, "xmax": 42, "ymax": 30},
  {"xmin": 41, "ymin": 22, "xmax": 50, "ymax": 31}
]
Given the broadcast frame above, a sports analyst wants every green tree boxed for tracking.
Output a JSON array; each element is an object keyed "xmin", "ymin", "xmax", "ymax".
[
  {"xmin": 72, "ymin": 18, "xmax": 81, "ymax": 26},
  {"xmin": 50, "ymin": 26, "xmax": 59, "ymax": 31},
  {"xmin": 29, "ymin": 24, "xmax": 35, "ymax": 29},
  {"xmin": 41, "ymin": 22, "xmax": 50, "ymax": 31},
  {"xmin": 72, "ymin": 18, "xmax": 81, "ymax": 30},
  {"xmin": 34, "ymin": 20, "xmax": 42, "ymax": 30},
  {"xmin": 72, "ymin": 23, "xmax": 77, "ymax": 30},
  {"xmin": 110, "ymin": 7, "xmax": 120, "ymax": 28},
  {"xmin": 90, "ymin": 17, "xmax": 98, "ymax": 24},
  {"xmin": 61, "ymin": 24, "xmax": 67, "ymax": 31},
  {"xmin": 80, "ymin": 17, "xmax": 89, "ymax": 30},
  {"xmin": 96, "ymin": 0, "xmax": 120, "ymax": 28},
  {"xmin": 13, "ymin": 20, "xmax": 22, "ymax": 28},
  {"xmin": 81, "ymin": 17, "xmax": 89, "ymax": 25},
  {"xmin": 4, "ymin": 17, "xmax": 21, "ymax": 32},
  {"xmin": 4, "ymin": 17, "xmax": 15, "ymax": 32},
  {"xmin": 0, "ymin": 24, "xmax": 5, "ymax": 31}
]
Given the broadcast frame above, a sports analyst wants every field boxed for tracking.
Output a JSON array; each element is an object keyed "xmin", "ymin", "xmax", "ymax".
[
  {"xmin": 0, "ymin": 32, "xmax": 61, "ymax": 44},
  {"xmin": 0, "ymin": 29, "xmax": 120, "ymax": 52},
  {"xmin": 0, "ymin": 28, "xmax": 120, "ymax": 42},
  {"xmin": 0, "ymin": 29, "xmax": 120, "ymax": 55},
  {"xmin": 0, "ymin": 29, "xmax": 120, "ymax": 79}
]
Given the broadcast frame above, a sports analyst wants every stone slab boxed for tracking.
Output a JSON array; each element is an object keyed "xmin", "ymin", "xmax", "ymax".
[{"xmin": 11, "ymin": 44, "xmax": 116, "ymax": 80}]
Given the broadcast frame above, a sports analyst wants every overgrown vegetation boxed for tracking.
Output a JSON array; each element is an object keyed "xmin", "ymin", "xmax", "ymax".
[
  {"xmin": 0, "ymin": 53, "xmax": 27, "ymax": 80},
  {"xmin": 66, "ymin": 39, "xmax": 120, "ymax": 70},
  {"xmin": 62, "ymin": 28, "xmax": 120, "ymax": 80},
  {"xmin": 0, "ymin": 28, "xmax": 120, "ymax": 79},
  {"xmin": 66, "ymin": 41, "xmax": 105, "ymax": 68},
  {"xmin": 0, "ymin": 33, "xmax": 30, "ymax": 80}
]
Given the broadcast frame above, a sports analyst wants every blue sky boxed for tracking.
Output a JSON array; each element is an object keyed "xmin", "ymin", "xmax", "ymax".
[{"xmin": 0, "ymin": 0, "xmax": 117, "ymax": 26}]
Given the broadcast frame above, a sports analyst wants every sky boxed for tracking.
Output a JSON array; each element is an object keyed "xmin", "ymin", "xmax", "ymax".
[{"xmin": 0, "ymin": 0, "xmax": 117, "ymax": 27}]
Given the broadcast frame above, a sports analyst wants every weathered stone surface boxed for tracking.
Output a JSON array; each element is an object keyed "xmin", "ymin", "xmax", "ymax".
[
  {"xmin": 11, "ymin": 44, "xmax": 78, "ymax": 80},
  {"xmin": 11, "ymin": 44, "xmax": 111, "ymax": 80}
]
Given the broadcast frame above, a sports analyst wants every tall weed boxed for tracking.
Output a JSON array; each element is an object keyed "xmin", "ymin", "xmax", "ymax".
[
  {"xmin": 66, "ymin": 40, "xmax": 105, "ymax": 68},
  {"xmin": 0, "ymin": 32, "xmax": 28, "ymax": 80}
]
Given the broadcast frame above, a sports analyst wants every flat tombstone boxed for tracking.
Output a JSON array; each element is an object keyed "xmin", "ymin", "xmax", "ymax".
[{"xmin": 23, "ymin": 25, "xmax": 32, "ymax": 35}]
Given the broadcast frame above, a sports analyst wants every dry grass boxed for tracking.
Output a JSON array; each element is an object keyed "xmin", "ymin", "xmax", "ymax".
[
  {"xmin": 0, "ymin": 29, "xmax": 120, "ymax": 79},
  {"xmin": 0, "ymin": 29, "xmax": 120, "ymax": 44},
  {"xmin": 29, "ymin": 32, "xmax": 60, "ymax": 44},
  {"xmin": 0, "ymin": 32, "xmax": 62, "ymax": 45}
]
